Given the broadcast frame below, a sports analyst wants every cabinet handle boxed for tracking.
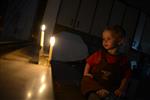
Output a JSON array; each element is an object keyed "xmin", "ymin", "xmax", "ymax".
[
  {"xmin": 70, "ymin": 19, "xmax": 74, "ymax": 26},
  {"xmin": 76, "ymin": 21, "xmax": 79, "ymax": 28}
]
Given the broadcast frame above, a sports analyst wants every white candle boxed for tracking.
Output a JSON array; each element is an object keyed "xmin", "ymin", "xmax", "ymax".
[
  {"xmin": 40, "ymin": 31, "xmax": 44, "ymax": 47},
  {"xmin": 48, "ymin": 36, "xmax": 55, "ymax": 62},
  {"xmin": 40, "ymin": 25, "xmax": 46, "ymax": 47}
]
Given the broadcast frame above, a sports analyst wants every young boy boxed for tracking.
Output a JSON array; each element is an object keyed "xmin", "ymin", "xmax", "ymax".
[{"xmin": 81, "ymin": 25, "xmax": 131, "ymax": 100}]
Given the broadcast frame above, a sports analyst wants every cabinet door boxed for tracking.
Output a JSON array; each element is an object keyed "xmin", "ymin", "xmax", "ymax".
[
  {"xmin": 57, "ymin": 0, "xmax": 80, "ymax": 28},
  {"xmin": 109, "ymin": 0, "xmax": 126, "ymax": 25},
  {"xmin": 132, "ymin": 12, "xmax": 146, "ymax": 50},
  {"xmin": 91, "ymin": 0, "xmax": 113, "ymax": 37},
  {"xmin": 74, "ymin": 0, "xmax": 97, "ymax": 33},
  {"xmin": 140, "ymin": 17, "xmax": 150, "ymax": 55},
  {"xmin": 122, "ymin": 6, "xmax": 139, "ymax": 42}
]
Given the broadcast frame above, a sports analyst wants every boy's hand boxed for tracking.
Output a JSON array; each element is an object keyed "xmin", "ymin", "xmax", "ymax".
[
  {"xmin": 84, "ymin": 73, "xmax": 93, "ymax": 78},
  {"xmin": 114, "ymin": 89, "xmax": 123, "ymax": 97},
  {"xmin": 96, "ymin": 89, "xmax": 109, "ymax": 97}
]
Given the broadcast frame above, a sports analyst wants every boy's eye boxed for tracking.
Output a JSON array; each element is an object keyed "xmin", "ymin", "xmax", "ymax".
[{"xmin": 103, "ymin": 38, "xmax": 110, "ymax": 41}]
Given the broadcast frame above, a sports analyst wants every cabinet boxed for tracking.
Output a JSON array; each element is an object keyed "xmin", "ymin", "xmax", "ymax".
[
  {"xmin": 132, "ymin": 12, "xmax": 146, "ymax": 50},
  {"xmin": 140, "ymin": 17, "xmax": 150, "ymax": 55},
  {"xmin": 122, "ymin": 6, "xmax": 139, "ymax": 42},
  {"xmin": 57, "ymin": 0, "xmax": 80, "ymax": 28},
  {"xmin": 91, "ymin": 0, "xmax": 113, "ymax": 37},
  {"xmin": 56, "ymin": 0, "xmax": 97, "ymax": 33},
  {"xmin": 109, "ymin": 0, "xmax": 126, "ymax": 25}
]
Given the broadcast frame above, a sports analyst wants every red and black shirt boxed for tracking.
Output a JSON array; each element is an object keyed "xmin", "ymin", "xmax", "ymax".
[{"xmin": 86, "ymin": 50, "xmax": 131, "ymax": 89}]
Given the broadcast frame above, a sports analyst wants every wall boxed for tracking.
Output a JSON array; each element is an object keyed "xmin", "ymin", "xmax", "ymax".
[
  {"xmin": 41, "ymin": 0, "xmax": 61, "ymax": 47},
  {"xmin": 2, "ymin": 0, "xmax": 40, "ymax": 41}
]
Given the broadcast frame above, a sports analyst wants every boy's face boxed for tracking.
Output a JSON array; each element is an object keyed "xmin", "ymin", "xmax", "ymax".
[{"xmin": 102, "ymin": 30, "xmax": 117, "ymax": 50}]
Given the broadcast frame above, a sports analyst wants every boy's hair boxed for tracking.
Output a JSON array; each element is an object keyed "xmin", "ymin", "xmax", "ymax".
[{"xmin": 104, "ymin": 25, "xmax": 126, "ymax": 40}]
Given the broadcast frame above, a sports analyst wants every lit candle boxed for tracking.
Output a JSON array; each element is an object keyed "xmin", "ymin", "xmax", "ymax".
[
  {"xmin": 40, "ymin": 31, "xmax": 44, "ymax": 47},
  {"xmin": 39, "ymin": 24, "xmax": 46, "ymax": 65},
  {"xmin": 40, "ymin": 24, "xmax": 46, "ymax": 47},
  {"xmin": 48, "ymin": 36, "xmax": 55, "ymax": 62}
]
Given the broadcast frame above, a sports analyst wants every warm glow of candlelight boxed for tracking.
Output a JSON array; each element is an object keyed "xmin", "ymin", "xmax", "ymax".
[
  {"xmin": 41, "ymin": 24, "xmax": 46, "ymax": 31},
  {"xmin": 40, "ymin": 24, "xmax": 46, "ymax": 47},
  {"xmin": 49, "ymin": 36, "xmax": 55, "ymax": 46},
  {"xmin": 48, "ymin": 36, "xmax": 55, "ymax": 62},
  {"xmin": 40, "ymin": 31, "xmax": 44, "ymax": 47}
]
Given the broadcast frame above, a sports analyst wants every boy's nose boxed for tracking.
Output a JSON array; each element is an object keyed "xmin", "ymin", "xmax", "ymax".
[{"xmin": 103, "ymin": 40, "xmax": 108, "ymax": 44}]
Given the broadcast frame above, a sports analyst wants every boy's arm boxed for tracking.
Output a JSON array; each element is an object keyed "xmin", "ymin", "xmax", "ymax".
[
  {"xmin": 83, "ymin": 63, "xmax": 93, "ymax": 78},
  {"xmin": 115, "ymin": 55, "xmax": 132, "ymax": 96},
  {"xmin": 83, "ymin": 51, "xmax": 101, "ymax": 77},
  {"xmin": 115, "ymin": 68, "xmax": 131, "ymax": 96},
  {"xmin": 114, "ymin": 78, "xmax": 129, "ymax": 96},
  {"xmin": 118, "ymin": 78, "xmax": 128, "ymax": 91}
]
